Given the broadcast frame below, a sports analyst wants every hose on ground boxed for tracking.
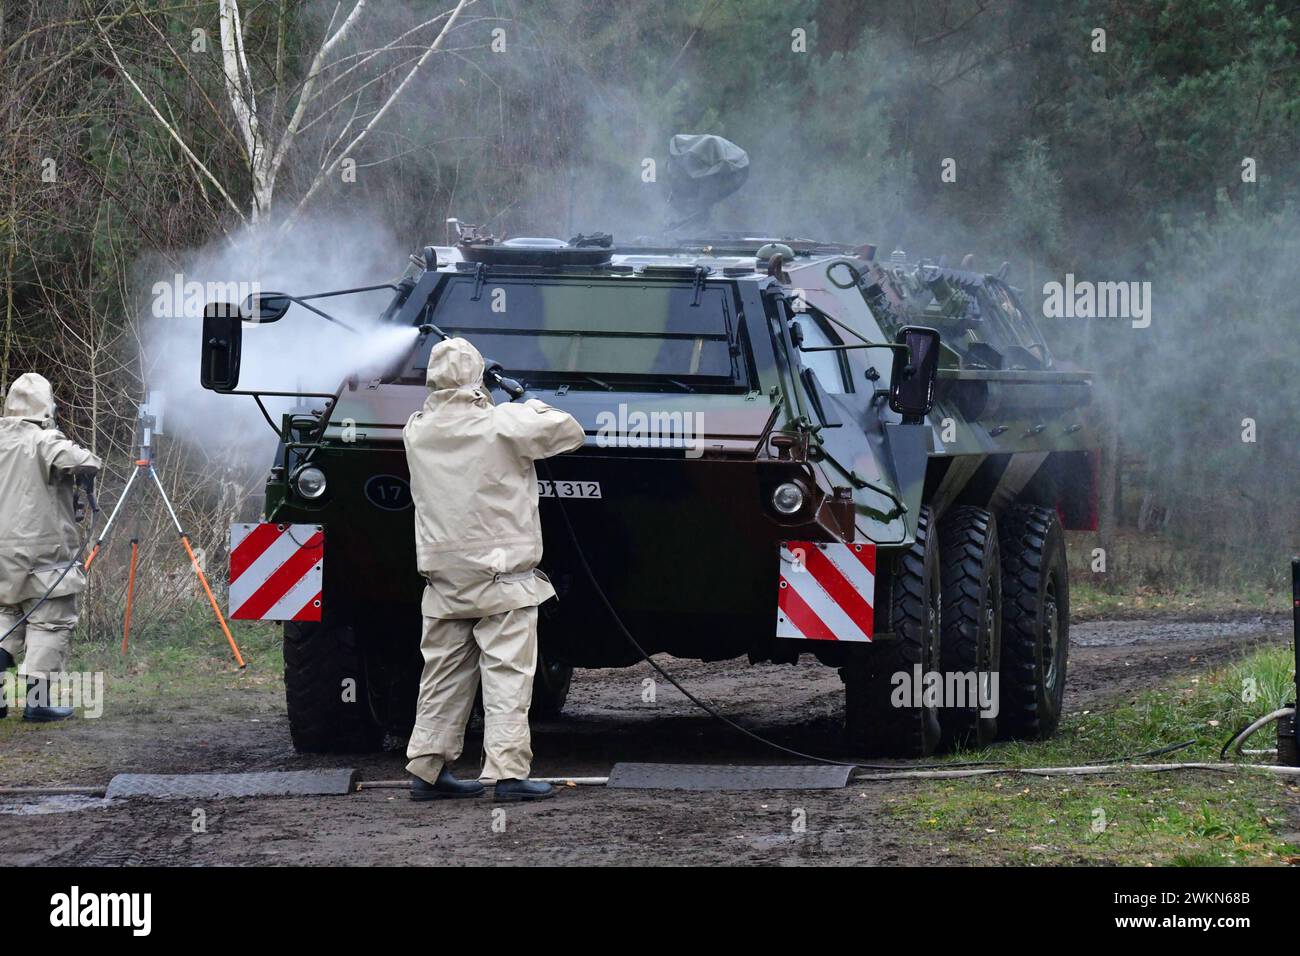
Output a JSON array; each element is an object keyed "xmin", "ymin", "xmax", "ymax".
[
  {"xmin": 1100, "ymin": 739, "xmax": 1197, "ymax": 764},
  {"xmin": 1218, "ymin": 706, "xmax": 1295, "ymax": 761}
]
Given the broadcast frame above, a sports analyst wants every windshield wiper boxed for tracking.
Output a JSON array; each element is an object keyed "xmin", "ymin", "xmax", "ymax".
[{"xmin": 561, "ymin": 374, "xmax": 614, "ymax": 391}]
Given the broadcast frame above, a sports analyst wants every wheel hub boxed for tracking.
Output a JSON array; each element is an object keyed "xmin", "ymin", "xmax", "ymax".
[{"xmin": 1042, "ymin": 590, "xmax": 1060, "ymax": 690}]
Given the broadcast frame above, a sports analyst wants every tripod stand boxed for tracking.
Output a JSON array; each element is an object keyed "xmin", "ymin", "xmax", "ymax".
[{"xmin": 84, "ymin": 403, "xmax": 245, "ymax": 668}]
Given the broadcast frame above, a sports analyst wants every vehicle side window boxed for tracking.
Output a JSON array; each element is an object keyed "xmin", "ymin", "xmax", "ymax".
[{"xmin": 793, "ymin": 310, "xmax": 850, "ymax": 394}]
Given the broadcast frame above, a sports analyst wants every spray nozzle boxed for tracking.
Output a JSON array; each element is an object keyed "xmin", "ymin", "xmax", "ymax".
[{"xmin": 483, "ymin": 360, "xmax": 525, "ymax": 400}]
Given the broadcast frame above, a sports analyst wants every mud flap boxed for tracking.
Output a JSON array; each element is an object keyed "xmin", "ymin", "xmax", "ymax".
[{"xmin": 881, "ymin": 421, "xmax": 932, "ymax": 535}]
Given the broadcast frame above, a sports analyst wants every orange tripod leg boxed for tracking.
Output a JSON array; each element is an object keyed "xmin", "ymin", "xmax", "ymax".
[
  {"xmin": 121, "ymin": 539, "xmax": 139, "ymax": 654},
  {"xmin": 180, "ymin": 534, "xmax": 246, "ymax": 668}
]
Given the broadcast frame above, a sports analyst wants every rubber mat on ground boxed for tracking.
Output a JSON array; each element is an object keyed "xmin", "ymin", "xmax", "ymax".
[
  {"xmin": 105, "ymin": 769, "xmax": 358, "ymax": 800},
  {"xmin": 606, "ymin": 762, "xmax": 852, "ymax": 791}
]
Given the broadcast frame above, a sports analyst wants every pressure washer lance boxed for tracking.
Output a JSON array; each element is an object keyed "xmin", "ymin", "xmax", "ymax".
[{"xmin": 418, "ymin": 323, "xmax": 525, "ymax": 399}]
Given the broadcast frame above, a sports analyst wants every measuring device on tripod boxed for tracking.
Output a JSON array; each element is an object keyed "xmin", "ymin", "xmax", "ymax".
[{"xmin": 85, "ymin": 393, "xmax": 245, "ymax": 667}]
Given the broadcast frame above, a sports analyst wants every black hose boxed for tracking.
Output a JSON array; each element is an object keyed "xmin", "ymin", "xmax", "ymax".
[
  {"xmin": 1101, "ymin": 739, "xmax": 1197, "ymax": 764},
  {"xmin": 1218, "ymin": 708, "xmax": 1295, "ymax": 760}
]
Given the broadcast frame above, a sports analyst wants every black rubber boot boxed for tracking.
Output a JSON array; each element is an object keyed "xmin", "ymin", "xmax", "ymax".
[
  {"xmin": 410, "ymin": 767, "xmax": 485, "ymax": 801},
  {"xmin": 23, "ymin": 678, "xmax": 74, "ymax": 722},
  {"xmin": 0, "ymin": 648, "xmax": 13, "ymax": 718},
  {"xmin": 493, "ymin": 778, "xmax": 554, "ymax": 802}
]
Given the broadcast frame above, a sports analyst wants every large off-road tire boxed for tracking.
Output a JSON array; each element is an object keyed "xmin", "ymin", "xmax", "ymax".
[
  {"xmin": 938, "ymin": 507, "xmax": 1002, "ymax": 749},
  {"xmin": 530, "ymin": 656, "xmax": 573, "ymax": 719},
  {"xmin": 997, "ymin": 504, "xmax": 1069, "ymax": 740},
  {"xmin": 842, "ymin": 506, "xmax": 942, "ymax": 757},
  {"xmin": 283, "ymin": 614, "xmax": 384, "ymax": 753}
]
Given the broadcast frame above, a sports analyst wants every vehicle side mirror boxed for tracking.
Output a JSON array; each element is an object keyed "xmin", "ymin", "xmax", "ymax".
[
  {"xmin": 242, "ymin": 291, "xmax": 292, "ymax": 323},
  {"xmin": 201, "ymin": 302, "xmax": 242, "ymax": 392},
  {"xmin": 889, "ymin": 325, "xmax": 940, "ymax": 421}
]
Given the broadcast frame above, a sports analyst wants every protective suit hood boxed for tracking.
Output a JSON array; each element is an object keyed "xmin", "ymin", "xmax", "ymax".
[
  {"xmin": 3, "ymin": 373, "xmax": 55, "ymax": 427},
  {"xmin": 426, "ymin": 338, "xmax": 486, "ymax": 392}
]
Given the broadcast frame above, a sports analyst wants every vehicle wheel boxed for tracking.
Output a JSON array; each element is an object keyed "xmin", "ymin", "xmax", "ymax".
[
  {"xmin": 938, "ymin": 506, "xmax": 1002, "ymax": 749},
  {"xmin": 998, "ymin": 504, "xmax": 1069, "ymax": 740},
  {"xmin": 283, "ymin": 612, "xmax": 383, "ymax": 753},
  {"xmin": 531, "ymin": 655, "xmax": 573, "ymax": 719},
  {"xmin": 842, "ymin": 505, "xmax": 942, "ymax": 757}
]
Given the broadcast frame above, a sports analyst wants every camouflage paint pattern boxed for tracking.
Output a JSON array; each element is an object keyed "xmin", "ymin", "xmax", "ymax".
[{"xmin": 262, "ymin": 241, "xmax": 1096, "ymax": 668}]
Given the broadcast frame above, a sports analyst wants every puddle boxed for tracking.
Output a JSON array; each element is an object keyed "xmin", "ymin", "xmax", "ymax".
[
  {"xmin": 0, "ymin": 794, "xmax": 114, "ymax": 815},
  {"xmin": 1071, "ymin": 618, "xmax": 1278, "ymax": 648}
]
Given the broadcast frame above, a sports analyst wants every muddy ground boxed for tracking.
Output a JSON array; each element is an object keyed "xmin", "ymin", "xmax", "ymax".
[{"xmin": 0, "ymin": 614, "xmax": 1292, "ymax": 866}]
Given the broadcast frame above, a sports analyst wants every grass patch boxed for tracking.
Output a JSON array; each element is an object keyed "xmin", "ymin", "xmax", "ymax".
[
  {"xmin": 880, "ymin": 772, "xmax": 1298, "ymax": 865},
  {"xmin": 0, "ymin": 604, "xmax": 284, "ymax": 784},
  {"xmin": 894, "ymin": 642, "xmax": 1300, "ymax": 865},
  {"xmin": 982, "ymin": 642, "xmax": 1295, "ymax": 768},
  {"xmin": 71, "ymin": 606, "xmax": 284, "ymax": 715},
  {"xmin": 3, "ymin": 602, "xmax": 283, "ymax": 713},
  {"xmin": 1066, "ymin": 531, "xmax": 1288, "ymax": 620},
  {"xmin": 1070, "ymin": 578, "xmax": 1281, "ymax": 620}
]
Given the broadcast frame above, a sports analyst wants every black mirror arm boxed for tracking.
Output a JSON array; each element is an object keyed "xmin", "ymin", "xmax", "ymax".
[
  {"xmin": 221, "ymin": 389, "xmax": 340, "ymax": 438},
  {"xmin": 274, "ymin": 295, "xmax": 358, "ymax": 333},
  {"xmin": 295, "ymin": 283, "xmax": 401, "ymax": 301},
  {"xmin": 799, "ymin": 343, "xmax": 910, "ymax": 354},
  {"xmin": 249, "ymin": 285, "xmax": 404, "ymax": 333}
]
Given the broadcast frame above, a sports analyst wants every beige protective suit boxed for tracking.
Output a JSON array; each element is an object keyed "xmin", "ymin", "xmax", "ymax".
[
  {"xmin": 403, "ymin": 338, "xmax": 584, "ymax": 783},
  {"xmin": 0, "ymin": 374, "xmax": 101, "ymax": 678}
]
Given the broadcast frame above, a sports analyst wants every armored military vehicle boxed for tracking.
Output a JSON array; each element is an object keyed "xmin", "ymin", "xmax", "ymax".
[{"xmin": 200, "ymin": 139, "xmax": 1096, "ymax": 757}]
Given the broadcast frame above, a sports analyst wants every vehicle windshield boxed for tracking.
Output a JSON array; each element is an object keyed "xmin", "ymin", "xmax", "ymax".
[{"xmin": 403, "ymin": 273, "xmax": 749, "ymax": 391}]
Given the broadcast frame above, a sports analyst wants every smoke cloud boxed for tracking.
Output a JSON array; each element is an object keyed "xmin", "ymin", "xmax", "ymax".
[{"xmin": 137, "ymin": 215, "xmax": 423, "ymax": 466}]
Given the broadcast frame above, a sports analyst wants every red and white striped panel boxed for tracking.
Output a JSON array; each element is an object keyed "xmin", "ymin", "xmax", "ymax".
[
  {"xmin": 776, "ymin": 540, "xmax": 876, "ymax": 642},
  {"xmin": 228, "ymin": 523, "xmax": 324, "ymax": 622}
]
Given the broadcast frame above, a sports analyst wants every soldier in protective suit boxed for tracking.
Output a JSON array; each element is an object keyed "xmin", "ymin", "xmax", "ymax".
[
  {"xmin": 403, "ymin": 338, "xmax": 584, "ymax": 802},
  {"xmin": 0, "ymin": 373, "xmax": 101, "ymax": 721}
]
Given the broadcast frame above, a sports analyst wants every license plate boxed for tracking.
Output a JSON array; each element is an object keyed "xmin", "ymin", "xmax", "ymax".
[{"xmin": 538, "ymin": 479, "xmax": 601, "ymax": 499}]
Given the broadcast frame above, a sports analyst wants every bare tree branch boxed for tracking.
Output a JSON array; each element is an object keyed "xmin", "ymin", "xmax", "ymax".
[
  {"xmin": 283, "ymin": 0, "xmax": 475, "ymax": 230},
  {"xmin": 96, "ymin": 19, "xmax": 247, "ymax": 223}
]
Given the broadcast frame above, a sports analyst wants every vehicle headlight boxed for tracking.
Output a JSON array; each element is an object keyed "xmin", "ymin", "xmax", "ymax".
[
  {"xmin": 772, "ymin": 482, "xmax": 805, "ymax": 516},
  {"xmin": 294, "ymin": 466, "xmax": 327, "ymax": 500}
]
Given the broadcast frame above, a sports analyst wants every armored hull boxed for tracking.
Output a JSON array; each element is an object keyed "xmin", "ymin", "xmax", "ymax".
[{"xmin": 210, "ymin": 235, "xmax": 1097, "ymax": 755}]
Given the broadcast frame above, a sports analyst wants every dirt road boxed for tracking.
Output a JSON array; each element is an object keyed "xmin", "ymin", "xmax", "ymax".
[{"xmin": 0, "ymin": 614, "xmax": 1291, "ymax": 866}]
